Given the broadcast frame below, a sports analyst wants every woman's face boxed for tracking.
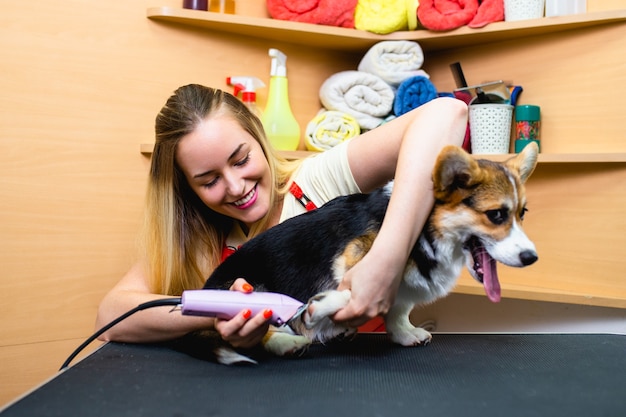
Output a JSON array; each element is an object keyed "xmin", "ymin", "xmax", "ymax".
[{"xmin": 176, "ymin": 114, "xmax": 273, "ymax": 228}]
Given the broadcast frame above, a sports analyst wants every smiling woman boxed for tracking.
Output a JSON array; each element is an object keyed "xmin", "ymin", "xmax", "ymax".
[
  {"xmin": 176, "ymin": 117, "xmax": 274, "ymax": 228},
  {"xmin": 95, "ymin": 83, "xmax": 468, "ymax": 351}
]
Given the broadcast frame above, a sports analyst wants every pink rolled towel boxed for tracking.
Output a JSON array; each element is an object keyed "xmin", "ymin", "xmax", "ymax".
[
  {"xmin": 468, "ymin": 0, "xmax": 504, "ymax": 28},
  {"xmin": 267, "ymin": 0, "xmax": 358, "ymax": 28},
  {"xmin": 417, "ymin": 0, "xmax": 479, "ymax": 31}
]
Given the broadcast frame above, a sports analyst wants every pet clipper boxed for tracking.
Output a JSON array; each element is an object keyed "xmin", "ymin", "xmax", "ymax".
[{"xmin": 180, "ymin": 290, "xmax": 304, "ymax": 326}]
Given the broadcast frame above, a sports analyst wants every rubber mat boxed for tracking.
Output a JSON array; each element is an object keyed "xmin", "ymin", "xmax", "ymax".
[{"xmin": 2, "ymin": 333, "xmax": 625, "ymax": 416}]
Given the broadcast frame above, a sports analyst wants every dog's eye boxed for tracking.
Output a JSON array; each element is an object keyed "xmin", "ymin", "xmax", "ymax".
[
  {"xmin": 486, "ymin": 208, "xmax": 508, "ymax": 225},
  {"xmin": 520, "ymin": 207, "xmax": 528, "ymax": 220}
]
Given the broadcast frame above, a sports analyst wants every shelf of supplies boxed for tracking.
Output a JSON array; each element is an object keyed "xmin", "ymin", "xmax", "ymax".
[
  {"xmin": 147, "ymin": 7, "xmax": 626, "ymax": 51},
  {"xmin": 140, "ymin": 143, "xmax": 626, "ymax": 163}
]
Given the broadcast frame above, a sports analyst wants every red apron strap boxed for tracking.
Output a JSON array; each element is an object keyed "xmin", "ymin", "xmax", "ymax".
[{"xmin": 289, "ymin": 182, "xmax": 317, "ymax": 212}]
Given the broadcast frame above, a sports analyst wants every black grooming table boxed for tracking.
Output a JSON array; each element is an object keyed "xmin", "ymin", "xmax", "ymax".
[{"xmin": 2, "ymin": 333, "xmax": 625, "ymax": 417}]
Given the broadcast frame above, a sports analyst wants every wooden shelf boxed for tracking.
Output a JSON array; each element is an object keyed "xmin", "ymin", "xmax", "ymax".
[
  {"xmin": 140, "ymin": 143, "xmax": 626, "ymax": 163},
  {"xmin": 454, "ymin": 273, "xmax": 626, "ymax": 309},
  {"xmin": 475, "ymin": 152, "xmax": 626, "ymax": 163},
  {"xmin": 147, "ymin": 6, "xmax": 626, "ymax": 52}
]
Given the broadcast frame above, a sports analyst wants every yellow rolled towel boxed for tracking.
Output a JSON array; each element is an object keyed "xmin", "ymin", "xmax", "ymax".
[
  {"xmin": 355, "ymin": 0, "xmax": 419, "ymax": 34},
  {"xmin": 305, "ymin": 110, "xmax": 361, "ymax": 152}
]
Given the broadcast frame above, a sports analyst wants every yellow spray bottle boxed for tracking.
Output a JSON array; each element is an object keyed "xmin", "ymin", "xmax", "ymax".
[{"xmin": 262, "ymin": 49, "xmax": 301, "ymax": 151}]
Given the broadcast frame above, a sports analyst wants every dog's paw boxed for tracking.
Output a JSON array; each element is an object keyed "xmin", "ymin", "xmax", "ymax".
[
  {"xmin": 263, "ymin": 330, "xmax": 311, "ymax": 357},
  {"xmin": 389, "ymin": 327, "xmax": 432, "ymax": 347},
  {"xmin": 214, "ymin": 346, "xmax": 258, "ymax": 365},
  {"xmin": 304, "ymin": 289, "xmax": 351, "ymax": 328}
]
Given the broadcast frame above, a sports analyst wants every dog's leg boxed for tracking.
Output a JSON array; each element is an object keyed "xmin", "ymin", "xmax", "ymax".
[
  {"xmin": 385, "ymin": 302, "xmax": 432, "ymax": 346},
  {"xmin": 261, "ymin": 325, "xmax": 311, "ymax": 357},
  {"xmin": 294, "ymin": 289, "xmax": 357, "ymax": 343},
  {"xmin": 305, "ymin": 289, "xmax": 351, "ymax": 324}
]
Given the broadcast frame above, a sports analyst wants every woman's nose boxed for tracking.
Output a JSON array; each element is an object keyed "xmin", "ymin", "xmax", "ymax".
[{"xmin": 223, "ymin": 171, "xmax": 244, "ymax": 196}]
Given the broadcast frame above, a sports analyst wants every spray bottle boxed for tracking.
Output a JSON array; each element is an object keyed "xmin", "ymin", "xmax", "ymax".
[
  {"xmin": 226, "ymin": 76, "xmax": 265, "ymax": 119},
  {"xmin": 262, "ymin": 49, "xmax": 301, "ymax": 151}
]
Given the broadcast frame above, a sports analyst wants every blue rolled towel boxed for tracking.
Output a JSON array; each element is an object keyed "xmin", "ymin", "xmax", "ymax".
[{"xmin": 393, "ymin": 75, "xmax": 438, "ymax": 116}]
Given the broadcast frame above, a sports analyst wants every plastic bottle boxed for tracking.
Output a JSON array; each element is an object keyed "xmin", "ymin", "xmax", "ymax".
[
  {"xmin": 209, "ymin": 0, "xmax": 235, "ymax": 13},
  {"xmin": 514, "ymin": 104, "xmax": 541, "ymax": 153},
  {"xmin": 183, "ymin": 0, "xmax": 208, "ymax": 10},
  {"xmin": 226, "ymin": 76, "xmax": 265, "ymax": 119},
  {"xmin": 262, "ymin": 49, "xmax": 301, "ymax": 151}
]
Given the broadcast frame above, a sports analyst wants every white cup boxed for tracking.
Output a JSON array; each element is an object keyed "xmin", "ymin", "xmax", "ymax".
[
  {"xmin": 545, "ymin": 0, "xmax": 586, "ymax": 17},
  {"xmin": 504, "ymin": 0, "xmax": 545, "ymax": 22},
  {"xmin": 469, "ymin": 104, "xmax": 513, "ymax": 154}
]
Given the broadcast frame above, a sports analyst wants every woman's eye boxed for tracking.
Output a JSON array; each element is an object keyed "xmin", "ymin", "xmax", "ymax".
[
  {"xmin": 234, "ymin": 154, "xmax": 250, "ymax": 167},
  {"xmin": 203, "ymin": 177, "xmax": 219, "ymax": 188}
]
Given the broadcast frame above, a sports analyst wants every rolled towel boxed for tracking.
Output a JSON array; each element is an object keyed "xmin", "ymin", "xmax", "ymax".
[
  {"xmin": 319, "ymin": 71, "xmax": 395, "ymax": 130},
  {"xmin": 305, "ymin": 110, "xmax": 361, "ymax": 152},
  {"xmin": 266, "ymin": 0, "xmax": 358, "ymax": 28},
  {"xmin": 358, "ymin": 40, "xmax": 429, "ymax": 88},
  {"xmin": 354, "ymin": 0, "xmax": 419, "ymax": 34},
  {"xmin": 393, "ymin": 75, "xmax": 438, "ymax": 116},
  {"xmin": 417, "ymin": 0, "xmax": 479, "ymax": 31},
  {"xmin": 468, "ymin": 0, "xmax": 504, "ymax": 28}
]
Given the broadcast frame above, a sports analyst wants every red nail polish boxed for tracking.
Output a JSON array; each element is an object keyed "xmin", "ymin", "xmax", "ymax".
[
  {"xmin": 263, "ymin": 309, "xmax": 273, "ymax": 320},
  {"xmin": 242, "ymin": 283, "xmax": 253, "ymax": 293},
  {"xmin": 242, "ymin": 309, "xmax": 252, "ymax": 319}
]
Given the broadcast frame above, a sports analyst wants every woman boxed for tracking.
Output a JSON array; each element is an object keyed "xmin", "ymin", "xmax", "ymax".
[{"xmin": 96, "ymin": 84, "xmax": 467, "ymax": 349}]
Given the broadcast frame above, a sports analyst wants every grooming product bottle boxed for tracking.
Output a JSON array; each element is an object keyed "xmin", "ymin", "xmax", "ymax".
[
  {"xmin": 183, "ymin": 0, "xmax": 208, "ymax": 10},
  {"xmin": 226, "ymin": 76, "xmax": 265, "ymax": 119},
  {"xmin": 262, "ymin": 49, "xmax": 301, "ymax": 151},
  {"xmin": 209, "ymin": 0, "xmax": 235, "ymax": 13},
  {"xmin": 515, "ymin": 105, "xmax": 541, "ymax": 153}
]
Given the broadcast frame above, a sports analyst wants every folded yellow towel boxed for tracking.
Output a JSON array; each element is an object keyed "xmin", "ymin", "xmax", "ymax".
[
  {"xmin": 355, "ymin": 0, "xmax": 419, "ymax": 34},
  {"xmin": 305, "ymin": 110, "xmax": 361, "ymax": 152}
]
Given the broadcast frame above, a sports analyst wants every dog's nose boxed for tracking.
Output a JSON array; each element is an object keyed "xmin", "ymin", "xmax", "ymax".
[{"xmin": 519, "ymin": 250, "xmax": 538, "ymax": 266}]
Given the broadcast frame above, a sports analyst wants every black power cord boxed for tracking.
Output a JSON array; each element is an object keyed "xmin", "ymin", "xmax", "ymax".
[{"xmin": 60, "ymin": 298, "xmax": 182, "ymax": 371}]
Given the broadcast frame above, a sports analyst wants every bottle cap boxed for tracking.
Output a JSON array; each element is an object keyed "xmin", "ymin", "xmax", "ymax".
[{"xmin": 515, "ymin": 105, "xmax": 540, "ymax": 121}]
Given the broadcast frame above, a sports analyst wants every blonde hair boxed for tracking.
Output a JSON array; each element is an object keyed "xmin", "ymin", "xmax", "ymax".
[{"xmin": 142, "ymin": 84, "xmax": 300, "ymax": 295}]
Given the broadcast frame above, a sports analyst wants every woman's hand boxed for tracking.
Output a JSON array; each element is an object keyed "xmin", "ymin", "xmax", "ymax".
[
  {"xmin": 213, "ymin": 278, "xmax": 273, "ymax": 349},
  {"xmin": 331, "ymin": 248, "xmax": 405, "ymax": 328}
]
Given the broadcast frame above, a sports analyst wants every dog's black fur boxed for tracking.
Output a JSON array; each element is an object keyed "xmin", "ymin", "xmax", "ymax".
[{"xmin": 204, "ymin": 188, "xmax": 391, "ymax": 302}]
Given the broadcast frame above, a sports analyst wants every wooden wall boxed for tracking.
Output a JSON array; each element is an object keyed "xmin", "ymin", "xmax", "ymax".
[
  {"xmin": 1, "ymin": 0, "xmax": 624, "ymax": 406},
  {"xmin": 0, "ymin": 0, "xmax": 352, "ymax": 404}
]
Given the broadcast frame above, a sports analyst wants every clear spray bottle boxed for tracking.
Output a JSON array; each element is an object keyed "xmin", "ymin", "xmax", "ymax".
[
  {"xmin": 261, "ymin": 49, "xmax": 301, "ymax": 151},
  {"xmin": 226, "ymin": 76, "xmax": 265, "ymax": 120}
]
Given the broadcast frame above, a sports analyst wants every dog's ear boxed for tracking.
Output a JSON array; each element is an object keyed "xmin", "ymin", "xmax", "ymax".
[
  {"xmin": 507, "ymin": 141, "xmax": 539, "ymax": 183},
  {"xmin": 433, "ymin": 146, "xmax": 482, "ymax": 196}
]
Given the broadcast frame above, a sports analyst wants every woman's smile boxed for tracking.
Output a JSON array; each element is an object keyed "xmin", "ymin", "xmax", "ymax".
[{"xmin": 232, "ymin": 185, "xmax": 258, "ymax": 209}]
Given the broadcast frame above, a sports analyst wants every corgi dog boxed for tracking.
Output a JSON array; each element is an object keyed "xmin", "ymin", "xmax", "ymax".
[{"xmin": 203, "ymin": 142, "xmax": 539, "ymax": 363}]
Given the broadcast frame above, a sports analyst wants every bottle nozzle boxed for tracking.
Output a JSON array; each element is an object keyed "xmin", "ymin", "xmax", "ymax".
[
  {"xmin": 226, "ymin": 76, "xmax": 266, "ymax": 98},
  {"xmin": 269, "ymin": 48, "xmax": 287, "ymax": 77}
]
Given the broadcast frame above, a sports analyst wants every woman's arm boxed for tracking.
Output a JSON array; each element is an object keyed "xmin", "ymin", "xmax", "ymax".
[
  {"xmin": 95, "ymin": 262, "xmax": 215, "ymax": 343},
  {"xmin": 96, "ymin": 263, "xmax": 270, "ymax": 347},
  {"xmin": 333, "ymin": 97, "xmax": 468, "ymax": 326}
]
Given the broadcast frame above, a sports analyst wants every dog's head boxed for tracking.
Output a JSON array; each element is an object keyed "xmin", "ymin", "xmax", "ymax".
[{"xmin": 431, "ymin": 142, "xmax": 539, "ymax": 302}]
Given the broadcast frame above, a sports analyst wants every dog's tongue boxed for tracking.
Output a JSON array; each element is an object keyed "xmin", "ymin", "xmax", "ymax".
[{"xmin": 481, "ymin": 251, "xmax": 501, "ymax": 303}]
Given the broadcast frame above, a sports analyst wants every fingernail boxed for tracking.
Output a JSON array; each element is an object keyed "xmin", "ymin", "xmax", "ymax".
[
  {"xmin": 263, "ymin": 309, "xmax": 273, "ymax": 320},
  {"xmin": 242, "ymin": 309, "xmax": 252, "ymax": 319},
  {"xmin": 242, "ymin": 283, "xmax": 253, "ymax": 293}
]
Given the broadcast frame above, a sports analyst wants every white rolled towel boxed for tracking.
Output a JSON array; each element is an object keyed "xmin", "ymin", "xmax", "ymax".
[
  {"xmin": 319, "ymin": 70, "xmax": 395, "ymax": 130},
  {"xmin": 358, "ymin": 40, "xmax": 429, "ymax": 88}
]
